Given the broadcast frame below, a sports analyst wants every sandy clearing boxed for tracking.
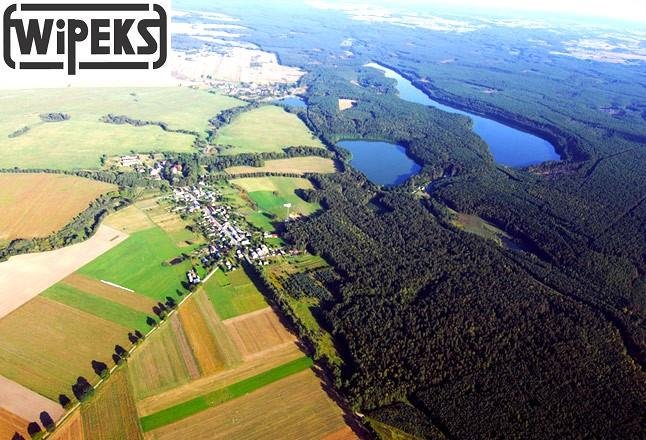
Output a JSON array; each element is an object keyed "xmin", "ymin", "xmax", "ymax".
[
  {"xmin": 338, "ymin": 98, "xmax": 357, "ymax": 111},
  {"xmin": 0, "ymin": 374, "xmax": 64, "ymax": 422},
  {"xmin": 0, "ymin": 225, "xmax": 128, "ymax": 319}
]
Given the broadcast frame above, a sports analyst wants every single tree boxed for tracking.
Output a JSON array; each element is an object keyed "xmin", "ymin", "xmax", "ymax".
[
  {"xmin": 39, "ymin": 412, "xmax": 55, "ymax": 432},
  {"xmin": 58, "ymin": 394, "xmax": 72, "ymax": 410}
]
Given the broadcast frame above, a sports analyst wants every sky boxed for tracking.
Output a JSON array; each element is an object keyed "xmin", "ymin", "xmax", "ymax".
[{"xmin": 397, "ymin": 0, "xmax": 646, "ymax": 23}]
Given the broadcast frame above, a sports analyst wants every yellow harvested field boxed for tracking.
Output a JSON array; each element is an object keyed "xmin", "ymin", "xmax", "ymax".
[
  {"xmin": 104, "ymin": 205, "xmax": 155, "ymax": 234},
  {"xmin": 0, "ymin": 173, "xmax": 116, "ymax": 241},
  {"xmin": 136, "ymin": 341, "xmax": 302, "ymax": 416},
  {"xmin": 323, "ymin": 427, "xmax": 360, "ymax": 440},
  {"xmin": 0, "ymin": 374, "xmax": 64, "ymax": 423},
  {"xmin": 0, "ymin": 224, "xmax": 128, "ymax": 319},
  {"xmin": 145, "ymin": 370, "xmax": 354, "ymax": 440},
  {"xmin": 223, "ymin": 308, "xmax": 296, "ymax": 360},
  {"xmin": 81, "ymin": 370, "xmax": 142, "ymax": 440},
  {"xmin": 128, "ymin": 314, "xmax": 200, "ymax": 401},
  {"xmin": 0, "ymin": 407, "xmax": 28, "ymax": 440},
  {"xmin": 62, "ymin": 274, "xmax": 156, "ymax": 314},
  {"xmin": 49, "ymin": 410, "xmax": 84, "ymax": 440},
  {"xmin": 225, "ymin": 157, "xmax": 336, "ymax": 176},
  {"xmin": 0, "ymin": 297, "xmax": 132, "ymax": 401},
  {"xmin": 232, "ymin": 176, "xmax": 314, "ymax": 193},
  {"xmin": 178, "ymin": 296, "xmax": 225, "ymax": 376},
  {"xmin": 338, "ymin": 99, "xmax": 357, "ymax": 111}
]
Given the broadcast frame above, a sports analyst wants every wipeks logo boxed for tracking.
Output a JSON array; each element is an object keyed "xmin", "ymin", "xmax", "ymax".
[{"xmin": 0, "ymin": 0, "xmax": 171, "ymax": 87}]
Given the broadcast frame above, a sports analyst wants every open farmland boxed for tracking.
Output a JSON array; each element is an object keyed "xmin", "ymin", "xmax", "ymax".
[
  {"xmin": 225, "ymin": 156, "xmax": 336, "ymax": 176},
  {"xmin": 42, "ymin": 283, "xmax": 151, "ymax": 332},
  {"xmin": 0, "ymin": 296, "xmax": 131, "ymax": 401},
  {"xmin": 77, "ymin": 226, "xmax": 191, "ymax": 302},
  {"xmin": 144, "ymin": 369, "xmax": 354, "ymax": 440},
  {"xmin": 128, "ymin": 314, "xmax": 201, "ymax": 400},
  {"xmin": 203, "ymin": 268, "xmax": 268, "ymax": 319},
  {"xmin": 215, "ymin": 105, "xmax": 325, "ymax": 154},
  {"xmin": 136, "ymin": 341, "xmax": 302, "ymax": 416},
  {"xmin": 0, "ymin": 173, "xmax": 116, "ymax": 241},
  {"xmin": 0, "ymin": 407, "xmax": 28, "ymax": 440},
  {"xmin": 223, "ymin": 308, "xmax": 296, "ymax": 360},
  {"xmin": 62, "ymin": 274, "xmax": 157, "ymax": 314},
  {"xmin": 0, "ymin": 224, "xmax": 128, "ymax": 319},
  {"xmin": 232, "ymin": 176, "xmax": 320, "ymax": 220},
  {"xmin": 0, "ymin": 88, "xmax": 243, "ymax": 170},
  {"xmin": 178, "ymin": 295, "xmax": 227, "ymax": 376},
  {"xmin": 0, "ymin": 374, "xmax": 64, "ymax": 426},
  {"xmin": 81, "ymin": 370, "xmax": 142, "ymax": 440},
  {"xmin": 140, "ymin": 357, "xmax": 314, "ymax": 431},
  {"xmin": 48, "ymin": 410, "xmax": 85, "ymax": 440}
]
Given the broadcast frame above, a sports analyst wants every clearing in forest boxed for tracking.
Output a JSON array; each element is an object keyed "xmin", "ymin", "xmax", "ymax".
[
  {"xmin": 215, "ymin": 105, "xmax": 325, "ymax": 154},
  {"xmin": 0, "ymin": 173, "xmax": 116, "ymax": 241},
  {"xmin": 232, "ymin": 176, "xmax": 320, "ymax": 220}
]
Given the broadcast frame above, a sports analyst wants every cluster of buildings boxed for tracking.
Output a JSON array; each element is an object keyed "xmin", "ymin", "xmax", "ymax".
[{"xmin": 172, "ymin": 186, "xmax": 283, "ymax": 273}]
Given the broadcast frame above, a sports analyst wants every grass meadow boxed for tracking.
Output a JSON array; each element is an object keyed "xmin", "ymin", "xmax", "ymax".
[
  {"xmin": 0, "ymin": 88, "xmax": 243, "ymax": 170},
  {"xmin": 77, "ymin": 227, "xmax": 191, "ymax": 302},
  {"xmin": 203, "ymin": 268, "xmax": 268, "ymax": 320},
  {"xmin": 215, "ymin": 105, "xmax": 325, "ymax": 154}
]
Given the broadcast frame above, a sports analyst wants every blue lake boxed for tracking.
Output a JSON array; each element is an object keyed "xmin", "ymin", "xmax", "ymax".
[
  {"xmin": 274, "ymin": 96, "xmax": 307, "ymax": 108},
  {"xmin": 338, "ymin": 140, "xmax": 422, "ymax": 186},
  {"xmin": 365, "ymin": 63, "xmax": 560, "ymax": 167}
]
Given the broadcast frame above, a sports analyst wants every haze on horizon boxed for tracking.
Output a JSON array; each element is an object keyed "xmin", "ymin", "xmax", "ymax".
[{"xmin": 319, "ymin": 0, "xmax": 646, "ymax": 24}]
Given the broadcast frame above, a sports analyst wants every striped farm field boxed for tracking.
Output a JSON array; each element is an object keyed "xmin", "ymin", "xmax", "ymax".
[
  {"xmin": 223, "ymin": 308, "xmax": 296, "ymax": 360},
  {"xmin": 49, "ymin": 410, "xmax": 85, "ymax": 440},
  {"xmin": 0, "ymin": 297, "xmax": 132, "ymax": 400},
  {"xmin": 42, "ymin": 283, "xmax": 151, "ymax": 332},
  {"xmin": 81, "ymin": 369, "xmax": 143, "ymax": 440},
  {"xmin": 178, "ymin": 295, "xmax": 227, "ymax": 376},
  {"xmin": 144, "ymin": 368, "xmax": 354, "ymax": 440},
  {"xmin": 77, "ymin": 226, "xmax": 191, "ymax": 302},
  {"xmin": 62, "ymin": 274, "xmax": 157, "ymax": 314},
  {"xmin": 225, "ymin": 156, "xmax": 336, "ymax": 176},
  {"xmin": 140, "ymin": 356, "xmax": 313, "ymax": 432},
  {"xmin": 203, "ymin": 268, "xmax": 268, "ymax": 320},
  {"xmin": 0, "ymin": 173, "xmax": 116, "ymax": 241},
  {"xmin": 128, "ymin": 314, "xmax": 201, "ymax": 401}
]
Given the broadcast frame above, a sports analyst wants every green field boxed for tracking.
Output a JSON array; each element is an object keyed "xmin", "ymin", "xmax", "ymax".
[
  {"xmin": 140, "ymin": 356, "xmax": 313, "ymax": 431},
  {"xmin": 215, "ymin": 105, "xmax": 325, "ymax": 154},
  {"xmin": 203, "ymin": 268, "xmax": 268, "ymax": 320},
  {"xmin": 232, "ymin": 177, "xmax": 321, "ymax": 221},
  {"xmin": 43, "ymin": 284, "xmax": 150, "ymax": 331},
  {"xmin": 0, "ymin": 88, "xmax": 243, "ymax": 170},
  {"xmin": 78, "ymin": 226, "xmax": 191, "ymax": 301}
]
